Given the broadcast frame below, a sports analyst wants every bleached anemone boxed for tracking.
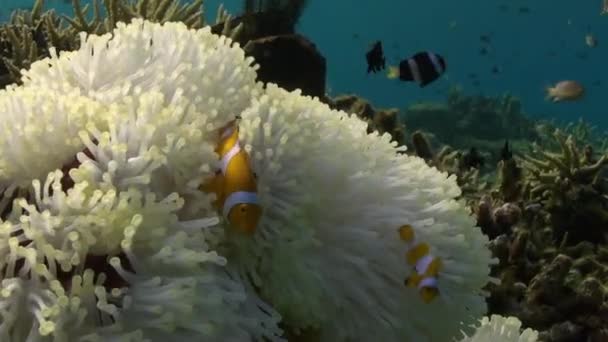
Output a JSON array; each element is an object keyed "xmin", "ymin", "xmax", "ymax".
[
  {"xmin": 0, "ymin": 17, "xmax": 501, "ymax": 342},
  {"xmin": 21, "ymin": 19, "xmax": 261, "ymax": 135},
  {"xmin": 0, "ymin": 171, "xmax": 282, "ymax": 341},
  {"xmin": 459, "ymin": 315, "xmax": 539, "ymax": 342},
  {"xmin": 234, "ymin": 84, "xmax": 496, "ymax": 341},
  {"xmin": 0, "ymin": 86, "xmax": 103, "ymax": 212}
]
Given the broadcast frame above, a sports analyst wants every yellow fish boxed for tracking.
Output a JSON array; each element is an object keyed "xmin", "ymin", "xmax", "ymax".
[{"xmin": 201, "ymin": 118, "xmax": 262, "ymax": 234}]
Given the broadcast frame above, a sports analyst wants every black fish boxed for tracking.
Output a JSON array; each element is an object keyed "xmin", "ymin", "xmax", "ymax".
[
  {"xmin": 366, "ymin": 41, "xmax": 385, "ymax": 74},
  {"xmin": 387, "ymin": 51, "xmax": 446, "ymax": 87},
  {"xmin": 500, "ymin": 140, "xmax": 512, "ymax": 161},
  {"xmin": 463, "ymin": 147, "xmax": 484, "ymax": 169}
]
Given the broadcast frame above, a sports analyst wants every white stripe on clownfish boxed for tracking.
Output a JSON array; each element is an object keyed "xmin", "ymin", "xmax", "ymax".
[
  {"xmin": 398, "ymin": 224, "xmax": 443, "ymax": 303},
  {"xmin": 223, "ymin": 191, "xmax": 260, "ymax": 219},
  {"xmin": 219, "ymin": 140, "xmax": 242, "ymax": 175}
]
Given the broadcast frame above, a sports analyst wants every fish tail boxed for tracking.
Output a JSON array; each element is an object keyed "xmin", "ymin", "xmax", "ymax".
[
  {"xmin": 543, "ymin": 85, "xmax": 554, "ymax": 101},
  {"xmin": 387, "ymin": 66, "xmax": 400, "ymax": 79},
  {"xmin": 420, "ymin": 287, "xmax": 439, "ymax": 303}
]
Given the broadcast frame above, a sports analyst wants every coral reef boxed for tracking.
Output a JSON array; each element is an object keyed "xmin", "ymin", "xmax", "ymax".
[
  {"xmin": 520, "ymin": 130, "xmax": 608, "ymax": 244},
  {"xmin": 409, "ymin": 130, "xmax": 489, "ymax": 202},
  {"xmin": 468, "ymin": 128, "xmax": 608, "ymax": 341},
  {"xmin": 402, "ymin": 86, "xmax": 538, "ymax": 157},
  {"xmin": 329, "ymin": 94, "xmax": 406, "ymax": 145}
]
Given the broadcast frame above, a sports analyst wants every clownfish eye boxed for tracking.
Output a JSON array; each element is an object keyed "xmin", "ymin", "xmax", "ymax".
[
  {"xmin": 253, "ymin": 172, "xmax": 258, "ymax": 179},
  {"xmin": 241, "ymin": 207, "xmax": 246, "ymax": 212}
]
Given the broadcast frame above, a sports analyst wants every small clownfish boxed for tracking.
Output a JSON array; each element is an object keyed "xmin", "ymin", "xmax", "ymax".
[
  {"xmin": 398, "ymin": 224, "xmax": 443, "ymax": 303},
  {"xmin": 200, "ymin": 117, "xmax": 262, "ymax": 234}
]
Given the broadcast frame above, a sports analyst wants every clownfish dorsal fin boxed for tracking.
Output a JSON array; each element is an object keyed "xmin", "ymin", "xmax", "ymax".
[{"xmin": 216, "ymin": 120, "xmax": 240, "ymax": 156}]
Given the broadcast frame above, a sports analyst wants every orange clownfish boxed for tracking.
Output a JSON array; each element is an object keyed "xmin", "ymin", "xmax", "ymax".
[
  {"xmin": 201, "ymin": 117, "xmax": 262, "ymax": 234},
  {"xmin": 398, "ymin": 224, "xmax": 443, "ymax": 303}
]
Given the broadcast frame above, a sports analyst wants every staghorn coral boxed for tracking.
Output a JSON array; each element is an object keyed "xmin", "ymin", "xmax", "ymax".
[
  {"xmin": 0, "ymin": 18, "xmax": 499, "ymax": 342},
  {"xmin": 520, "ymin": 129, "xmax": 608, "ymax": 244}
]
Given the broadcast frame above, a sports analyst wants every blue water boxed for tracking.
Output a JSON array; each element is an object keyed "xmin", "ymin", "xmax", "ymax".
[{"xmin": 2, "ymin": 0, "xmax": 607, "ymax": 129}]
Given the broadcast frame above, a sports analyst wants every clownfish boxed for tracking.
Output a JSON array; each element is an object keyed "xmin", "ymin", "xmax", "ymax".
[
  {"xmin": 201, "ymin": 117, "xmax": 262, "ymax": 234},
  {"xmin": 398, "ymin": 224, "xmax": 443, "ymax": 303}
]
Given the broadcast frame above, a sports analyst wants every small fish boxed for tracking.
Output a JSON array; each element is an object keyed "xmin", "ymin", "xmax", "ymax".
[
  {"xmin": 366, "ymin": 41, "xmax": 386, "ymax": 74},
  {"xmin": 387, "ymin": 51, "xmax": 446, "ymax": 87},
  {"xmin": 491, "ymin": 65, "xmax": 501, "ymax": 74},
  {"xmin": 500, "ymin": 140, "xmax": 512, "ymax": 161},
  {"xmin": 463, "ymin": 147, "xmax": 484, "ymax": 169},
  {"xmin": 200, "ymin": 118, "xmax": 262, "ymax": 234},
  {"xmin": 545, "ymin": 80, "xmax": 585, "ymax": 102},
  {"xmin": 479, "ymin": 34, "xmax": 492, "ymax": 44},
  {"xmin": 399, "ymin": 225, "xmax": 442, "ymax": 303},
  {"xmin": 602, "ymin": 0, "xmax": 608, "ymax": 15},
  {"xmin": 585, "ymin": 28, "xmax": 597, "ymax": 48},
  {"xmin": 479, "ymin": 47, "xmax": 489, "ymax": 56}
]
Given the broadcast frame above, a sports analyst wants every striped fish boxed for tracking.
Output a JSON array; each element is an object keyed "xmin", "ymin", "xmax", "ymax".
[
  {"xmin": 201, "ymin": 118, "xmax": 262, "ymax": 234},
  {"xmin": 398, "ymin": 224, "xmax": 443, "ymax": 303}
]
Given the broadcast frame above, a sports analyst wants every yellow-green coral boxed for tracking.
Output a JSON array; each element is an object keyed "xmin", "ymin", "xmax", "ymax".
[{"xmin": 520, "ymin": 129, "xmax": 608, "ymax": 244}]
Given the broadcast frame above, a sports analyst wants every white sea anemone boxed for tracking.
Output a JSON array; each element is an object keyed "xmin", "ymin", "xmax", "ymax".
[
  {"xmin": 0, "ymin": 172, "xmax": 282, "ymax": 341},
  {"xmin": 0, "ymin": 86, "xmax": 103, "ymax": 212},
  {"xmin": 0, "ymin": 16, "xmax": 501, "ymax": 342},
  {"xmin": 22, "ymin": 19, "xmax": 261, "ymax": 131},
  {"xmin": 459, "ymin": 315, "xmax": 539, "ymax": 342},
  {"xmin": 233, "ymin": 84, "xmax": 496, "ymax": 341}
]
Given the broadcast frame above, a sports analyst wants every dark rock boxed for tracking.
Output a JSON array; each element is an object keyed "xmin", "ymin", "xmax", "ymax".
[
  {"xmin": 548, "ymin": 321, "xmax": 585, "ymax": 342},
  {"xmin": 211, "ymin": 10, "xmax": 296, "ymax": 46},
  {"xmin": 244, "ymin": 34, "xmax": 326, "ymax": 99},
  {"xmin": 330, "ymin": 95, "xmax": 405, "ymax": 145}
]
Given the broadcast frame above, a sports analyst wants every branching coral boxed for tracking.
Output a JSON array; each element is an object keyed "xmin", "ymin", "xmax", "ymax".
[{"xmin": 520, "ymin": 129, "xmax": 608, "ymax": 244}]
